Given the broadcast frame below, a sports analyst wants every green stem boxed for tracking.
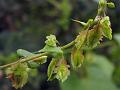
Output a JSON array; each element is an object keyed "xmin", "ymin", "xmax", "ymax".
[
  {"xmin": 61, "ymin": 40, "xmax": 75, "ymax": 49},
  {"xmin": 0, "ymin": 52, "xmax": 48, "ymax": 69},
  {"xmin": 0, "ymin": 40, "xmax": 75, "ymax": 69}
]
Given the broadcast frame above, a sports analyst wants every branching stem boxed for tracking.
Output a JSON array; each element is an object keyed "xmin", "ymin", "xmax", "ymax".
[
  {"xmin": 0, "ymin": 40, "xmax": 75, "ymax": 69},
  {"xmin": 0, "ymin": 52, "xmax": 48, "ymax": 69}
]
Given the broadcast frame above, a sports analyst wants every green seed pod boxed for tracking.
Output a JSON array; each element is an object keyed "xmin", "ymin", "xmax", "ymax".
[
  {"xmin": 6, "ymin": 63, "xmax": 29, "ymax": 89},
  {"xmin": 71, "ymin": 48, "xmax": 84, "ymax": 69},
  {"xmin": 107, "ymin": 2, "xmax": 115, "ymax": 8},
  {"xmin": 55, "ymin": 59, "xmax": 70, "ymax": 82},
  {"xmin": 47, "ymin": 58, "xmax": 57, "ymax": 80}
]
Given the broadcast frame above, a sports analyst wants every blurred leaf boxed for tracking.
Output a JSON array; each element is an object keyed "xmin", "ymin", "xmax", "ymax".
[
  {"xmin": 61, "ymin": 54, "xmax": 118, "ymax": 90},
  {"xmin": 87, "ymin": 54, "xmax": 114, "ymax": 78},
  {"xmin": 113, "ymin": 66, "xmax": 120, "ymax": 86},
  {"xmin": 0, "ymin": 53, "xmax": 17, "ymax": 65},
  {"xmin": 58, "ymin": 0, "xmax": 72, "ymax": 30},
  {"xmin": 114, "ymin": 34, "xmax": 120, "ymax": 45}
]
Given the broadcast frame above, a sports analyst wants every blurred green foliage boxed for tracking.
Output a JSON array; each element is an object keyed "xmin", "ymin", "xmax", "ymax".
[{"xmin": 61, "ymin": 54, "xmax": 118, "ymax": 90}]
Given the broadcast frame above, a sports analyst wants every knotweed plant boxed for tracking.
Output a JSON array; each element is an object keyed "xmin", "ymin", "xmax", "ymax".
[{"xmin": 0, "ymin": 0, "xmax": 115, "ymax": 89}]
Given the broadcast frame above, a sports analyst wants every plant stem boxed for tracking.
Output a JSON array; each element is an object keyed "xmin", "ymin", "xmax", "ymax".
[
  {"xmin": 0, "ymin": 52, "xmax": 48, "ymax": 69},
  {"xmin": 61, "ymin": 40, "xmax": 75, "ymax": 49},
  {"xmin": 0, "ymin": 40, "xmax": 75, "ymax": 69}
]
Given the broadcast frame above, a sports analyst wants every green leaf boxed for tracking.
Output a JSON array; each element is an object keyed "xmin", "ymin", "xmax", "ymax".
[
  {"xmin": 75, "ymin": 19, "xmax": 101, "ymax": 49},
  {"xmin": 86, "ymin": 25, "xmax": 103, "ymax": 48},
  {"xmin": 17, "ymin": 49, "xmax": 47, "ymax": 69},
  {"xmin": 48, "ymin": 58, "xmax": 70, "ymax": 82},
  {"xmin": 17, "ymin": 49, "xmax": 35, "ymax": 57},
  {"xmin": 73, "ymin": 19, "xmax": 93, "ymax": 29},
  {"xmin": 47, "ymin": 58, "xmax": 57, "ymax": 80},
  {"xmin": 6, "ymin": 63, "xmax": 29, "ymax": 89},
  {"xmin": 100, "ymin": 16, "xmax": 112, "ymax": 40},
  {"xmin": 75, "ymin": 30, "xmax": 88, "ymax": 49},
  {"xmin": 86, "ymin": 19, "xmax": 94, "ymax": 26},
  {"xmin": 71, "ymin": 48, "xmax": 84, "ymax": 69}
]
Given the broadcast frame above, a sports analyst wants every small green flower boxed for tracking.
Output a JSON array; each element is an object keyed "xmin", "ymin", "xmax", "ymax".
[{"xmin": 45, "ymin": 35, "xmax": 58, "ymax": 47}]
